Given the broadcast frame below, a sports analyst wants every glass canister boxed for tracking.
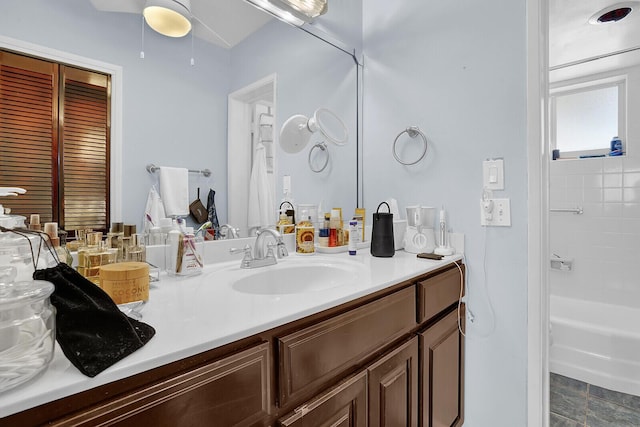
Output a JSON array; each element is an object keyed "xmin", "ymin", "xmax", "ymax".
[
  {"xmin": 0, "ymin": 266, "xmax": 56, "ymax": 393},
  {"xmin": 0, "ymin": 231, "xmax": 57, "ymax": 282}
]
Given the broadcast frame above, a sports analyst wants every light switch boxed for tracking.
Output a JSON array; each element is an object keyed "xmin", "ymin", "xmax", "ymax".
[
  {"xmin": 483, "ymin": 159, "xmax": 504, "ymax": 190},
  {"xmin": 489, "ymin": 166, "xmax": 498, "ymax": 183}
]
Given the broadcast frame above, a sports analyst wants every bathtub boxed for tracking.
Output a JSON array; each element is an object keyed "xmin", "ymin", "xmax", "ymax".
[{"xmin": 549, "ymin": 293, "xmax": 640, "ymax": 397}]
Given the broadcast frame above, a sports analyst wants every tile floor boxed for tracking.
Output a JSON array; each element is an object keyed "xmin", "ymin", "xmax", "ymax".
[{"xmin": 550, "ymin": 373, "xmax": 640, "ymax": 426}]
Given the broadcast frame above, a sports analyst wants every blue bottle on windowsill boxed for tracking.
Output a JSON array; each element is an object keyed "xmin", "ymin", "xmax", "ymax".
[{"xmin": 609, "ymin": 136, "xmax": 623, "ymax": 156}]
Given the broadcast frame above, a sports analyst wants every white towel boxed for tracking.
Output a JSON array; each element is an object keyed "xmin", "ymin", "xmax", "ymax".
[
  {"xmin": 248, "ymin": 143, "xmax": 275, "ymax": 229},
  {"xmin": 159, "ymin": 167, "xmax": 189, "ymax": 217},
  {"xmin": 143, "ymin": 185, "xmax": 166, "ymax": 232}
]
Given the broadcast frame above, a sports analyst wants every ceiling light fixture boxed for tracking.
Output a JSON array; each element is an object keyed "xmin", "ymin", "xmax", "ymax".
[
  {"xmin": 244, "ymin": 0, "xmax": 328, "ymax": 27},
  {"xmin": 588, "ymin": 2, "xmax": 637, "ymax": 24},
  {"xmin": 143, "ymin": 0, "xmax": 192, "ymax": 37}
]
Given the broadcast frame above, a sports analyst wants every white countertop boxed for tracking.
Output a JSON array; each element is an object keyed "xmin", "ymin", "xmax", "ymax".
[{"xmin": 0, "ymin": 250, "xmax": 462, "ymax": 418}]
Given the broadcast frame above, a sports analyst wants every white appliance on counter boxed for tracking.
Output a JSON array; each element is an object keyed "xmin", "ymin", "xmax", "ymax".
[{"xmin": 403, "ymin": 206, "xmax": 436, "ymax": 253}]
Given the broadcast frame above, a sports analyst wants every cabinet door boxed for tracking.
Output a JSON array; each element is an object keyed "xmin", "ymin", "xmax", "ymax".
[
  {"xmin": 367, "ymin": 336, "xmax": 419, "ymax": 427},
  {"xmin": 419, "ymin": 309, "xmax": 464, "ymax": 427},
  {"xmin": 52, "ymin": 343, "xmax": 271, "ymax": 427},
  {"xmin": 278, "ymin": 371, "xmax": 367, "ymax": 427}
]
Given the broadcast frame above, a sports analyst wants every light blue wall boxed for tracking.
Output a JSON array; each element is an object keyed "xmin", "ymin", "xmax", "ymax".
[
  {"xmin": 362, "ymin": 1, "xmax": 528, "ymax": 426},
  {"xmin": 0, "ymin": 0, "xmax": 230, "ymax": 226}
]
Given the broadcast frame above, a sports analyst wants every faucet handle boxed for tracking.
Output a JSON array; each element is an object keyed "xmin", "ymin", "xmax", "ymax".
[
  {"xmin": 230, "ymin": 245, "xmax": 253, "ymax": 269},
  {"xmin": 276, "ymin": 240, "xmax": 289, "ymax": 258},
  {"xmin": 229, "ymin": 245, "xmax": 250, "ymax": 254}
]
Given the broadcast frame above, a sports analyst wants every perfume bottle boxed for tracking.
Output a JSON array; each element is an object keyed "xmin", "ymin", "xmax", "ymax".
[
  {"xmin": 125, "ymin": 233, "xmax": 146, "ymax": 263},
  {"xmin": 77, "ymin": 232, "xmax": 117, "ymax": 284},
  {"xmin": 106, "ymin": 222, "xmax": 124, "ymax": 262}
]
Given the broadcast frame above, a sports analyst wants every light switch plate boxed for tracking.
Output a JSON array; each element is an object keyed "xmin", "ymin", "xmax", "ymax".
[
  {"xmin": 483, "ymin": 159, "xmax": 504, "ymax": 190},
  {"xmin": 480, "ymin": 198, "xmax": 511, "ymax": 226}
]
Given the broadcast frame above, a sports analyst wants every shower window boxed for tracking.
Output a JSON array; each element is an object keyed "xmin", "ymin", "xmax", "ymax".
[{"xmin": 550, "ymin": 76, "xmax": 626, "ymax": 158}]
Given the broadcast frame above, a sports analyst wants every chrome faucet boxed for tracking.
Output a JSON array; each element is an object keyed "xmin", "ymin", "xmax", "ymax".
[
  {"xmin": 254, "ymin": 227, "xmax": 288, "ymax": 260},
  {"xmin": 218, "ymin": 224, "xmax": 239, "ymax": 239},
  {"xmin": 229, "ymin": 227, "xmax": 288, "ymax": 269}
]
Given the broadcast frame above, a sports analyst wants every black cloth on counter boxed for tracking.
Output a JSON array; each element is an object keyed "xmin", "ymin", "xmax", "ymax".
[{"xmin": 33, "ymin": 263, "xmax": 155, "ymax": 377}]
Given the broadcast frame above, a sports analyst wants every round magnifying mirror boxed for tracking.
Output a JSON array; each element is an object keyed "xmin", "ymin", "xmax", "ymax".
[{"xmin": 307, "ymin": 108, "xmax": 348, "ymax": 146}]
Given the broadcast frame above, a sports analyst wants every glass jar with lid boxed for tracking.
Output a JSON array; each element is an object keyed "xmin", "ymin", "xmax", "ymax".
[{"xmin": 0, "ymin": 266, "xmax": 56, "ymax": 393}]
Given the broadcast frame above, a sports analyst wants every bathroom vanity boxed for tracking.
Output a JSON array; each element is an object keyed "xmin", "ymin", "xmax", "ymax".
[{"xmin": 0, "ymin": 252, "xmax": 464, "ymax": 426}]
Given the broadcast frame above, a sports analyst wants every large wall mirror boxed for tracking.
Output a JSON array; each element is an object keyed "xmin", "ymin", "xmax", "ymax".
[{"xmin": 0, "ymin": 0, "xmax": 361, "ymax": 236}]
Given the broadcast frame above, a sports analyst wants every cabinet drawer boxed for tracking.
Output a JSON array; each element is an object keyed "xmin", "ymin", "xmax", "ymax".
[
  {"xmin": 278, "ymin": 371, "xmax": 367, "ymax": 427},
  {"xmin": 278, "ymin": 286, "xmax": 416, "ymax": 405},
  {"xmin": 417, "ymin": 266, "xmax": 462, "ymax": 324},
  {"xmin": 52, "ymin": 343, "xmax": 271, "ymax": 427}
]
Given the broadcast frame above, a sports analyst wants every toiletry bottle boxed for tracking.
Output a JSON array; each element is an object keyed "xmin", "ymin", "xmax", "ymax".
[
  {"xmin": 29, "ymin": 214, "xmax": 41, "ymax": 231},
  {"xmin": 44, "ymin": 222, "xmax": 72, "ymax": 265},
  {"xmin": 159, "ymin": 218, "xmax": 174, "ymax": 243},
  {"xmin": 329, "ymin": 209, "xmax": 341, "ymax": 247},
  {"xmin": 296, "ymin": 214, "xmax": 315, "ymax": 255},
  {"xmin": 58, "ymin": 229, "xmax": 74, "ymax": 265},
  {"xmin": 610, "ymin": 136, "xmax": 623, "ymax": 156},
  {"xmin": 318, "ymin": 213, "xmax": 330, "ymax": 247},
  {"xmin": 348, "ymin": 219, "xmax": 361, "ymax": 255},
  {"xmin": 355, "ymin": 208, "xmax": 366, "ymax": 242},
  {"xmin": 179, "ymin": 227, "xmax": 203, "ymax": 276},
  {"xmin": 166, "ymin": 225, "xmax": 203, "ymax": 276},
  {"xmin": 77, "ymin": 231, "xmax": 102, "ymax": 281},
  {"xmin": 277, "ymin": 209, "xmax": 293, "ymax": 234},
  {"xmin": 165, "ymin": 228, "xmax": 182, "ymax": 275}
]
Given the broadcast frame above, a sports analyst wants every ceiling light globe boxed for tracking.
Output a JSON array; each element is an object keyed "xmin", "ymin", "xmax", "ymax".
[{"xmin": 143, "ymin": 0, "xmax": 192, "ymax": 38}]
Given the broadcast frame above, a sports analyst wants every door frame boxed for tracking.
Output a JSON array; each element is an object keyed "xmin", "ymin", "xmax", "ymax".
[{"xmin": 526, "ymin": 0, "xmax": 550, "ymax": 425}]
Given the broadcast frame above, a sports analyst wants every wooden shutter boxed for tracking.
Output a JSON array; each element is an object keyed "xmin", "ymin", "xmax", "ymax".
[
  {"xmin": 0, "ymin": 51, "xmax": 57, "ymax": 223},
  {"xmin": 59, "ymin": 66, "xmax": 110, "ymax": 231}
]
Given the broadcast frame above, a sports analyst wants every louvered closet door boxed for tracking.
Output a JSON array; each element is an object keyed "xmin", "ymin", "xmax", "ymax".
[
  {"xmin": 0, "ymin": 51, "xmax": 57, "ymax": 223},
  {"xmin": 59, "ymin": 66, "xmax": 110, "ymax": 231}
]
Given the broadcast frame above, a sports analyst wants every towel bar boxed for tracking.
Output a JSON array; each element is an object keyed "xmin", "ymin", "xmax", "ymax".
[
  {"xmin": 550, "ymin": 207, "xmax": 583, "ymax": 214},
  {"xmin": 146, "ymin": 164, "xmax": 211, "ymax": 178}
]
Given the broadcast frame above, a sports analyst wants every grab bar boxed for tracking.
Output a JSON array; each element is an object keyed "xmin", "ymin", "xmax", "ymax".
[{"xmin": 550, "ymin": 207, "xmax": 583, "ymax": 215}]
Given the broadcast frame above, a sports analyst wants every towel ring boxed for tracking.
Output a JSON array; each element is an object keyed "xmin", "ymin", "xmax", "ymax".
[
  {"xmin": 392, "ymin": 126, "xmax": 428, "ymax": 165},
  {"xmin": 308, "ymin": 142, "xmax": 330, "ymax": 173}
]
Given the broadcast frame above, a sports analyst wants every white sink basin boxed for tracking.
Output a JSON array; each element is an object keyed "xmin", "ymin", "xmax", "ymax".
[{"xmin": 205, "ymin": 256, "xmax": 364, "ymax": 295}]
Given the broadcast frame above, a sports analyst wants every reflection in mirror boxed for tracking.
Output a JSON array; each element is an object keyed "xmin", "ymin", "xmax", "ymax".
[
  {"xmin": 228, "ymin": 17, "xmax": 359, "ymax": 237},
  {"xmin": 0, "ymin": 0, "xmax": 361, "ymax": 238}
]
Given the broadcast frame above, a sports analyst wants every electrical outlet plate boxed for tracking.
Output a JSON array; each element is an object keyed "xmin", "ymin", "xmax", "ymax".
[{"xmin": 480, "ymin": 198, "xmax": 511, "ymax": 226}]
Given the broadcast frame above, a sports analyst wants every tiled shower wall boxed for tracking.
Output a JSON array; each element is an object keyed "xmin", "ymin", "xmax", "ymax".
[
  {"xmin": 549, "ymin": 155, "xmax": 640, "ymax": 304},
  {"xmin": 549, "ymin": 64, "xmax": 640, "ymax": 305}
]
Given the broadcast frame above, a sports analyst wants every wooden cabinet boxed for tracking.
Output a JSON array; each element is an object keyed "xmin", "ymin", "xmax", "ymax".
[
  {"xmin": 419, "ymin": 309, "xmax": 465, "ymax": 427},
  {"xmin": 50, "ymin": 343, "xmax": 271, "ymax": 427},
  {"xmin": 367, "ymin": 337, "xmax": 419, "ymax": 427},
  {"xmin": 5, "ymin": 263, "xmax": 464, "ymax": 427},
  {"xmin": 278, "ymin": 371, "xmax": 367, "ymax": 427}
]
